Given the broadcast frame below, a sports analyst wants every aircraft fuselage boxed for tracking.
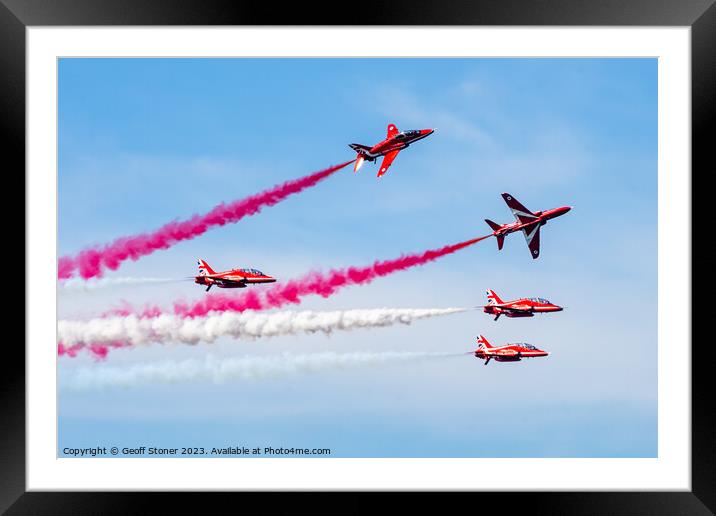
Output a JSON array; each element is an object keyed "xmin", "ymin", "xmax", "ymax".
[
  {"xmin": 492, "ymin": 206, "xmax": 571, "ymax": 237},
  {"xmin": 364, "ymin": 129, "xmax": 434, "ymax": 159},
  {"xmin": 355, "ymin": 129, "xmax": 434, "ymax": 161}
]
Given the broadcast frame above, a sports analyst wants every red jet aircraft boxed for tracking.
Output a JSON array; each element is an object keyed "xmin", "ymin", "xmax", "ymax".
[
  {"xmin": 194, "ymin": 259, "xmax": 276, "ymax": 292},
  {"xmin": 472, "ymin": 335, "xmax": 549, "ymax": 365},
  {"xmin": 485, "ymin": 193, "xmax": 571, "ymax": 259},
  {"xmin": 481, "ymin": 289, "xmax": 563, "ymax": 321},
  {"xmin": 349, "ymin": 123, "xmax": 434, "ymax": 177}
]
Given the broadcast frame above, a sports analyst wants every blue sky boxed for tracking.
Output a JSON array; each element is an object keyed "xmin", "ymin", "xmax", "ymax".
[{"xmin": 58, "ymin": 58, "xmax": 657, "ymax": 457}]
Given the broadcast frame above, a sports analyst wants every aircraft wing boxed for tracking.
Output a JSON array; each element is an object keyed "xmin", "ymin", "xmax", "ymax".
[
  {"xmin": 223, "ymin": 275, "xmax": 248, "ymax": 283},
  {"xmin": 478, "ymin": 304, "xmax": 527, "ymax": 313},
  {"xmin": 377, "ymin": 150, "xmax": 400, "ymax": 177},
  {"xmin": 208, "ymin": 274, "xmax": 246, "ymax": 284},
  {"xmin": 501, "ymin": 305, "xmax": 532, "ymax": 313},
  {"xmin": 502, "ymin": 193, "xmax": 538, "ymax": 224},
  {"xmin": 522, "ymin": 224, "xmax": 541, "ymax": 259}
]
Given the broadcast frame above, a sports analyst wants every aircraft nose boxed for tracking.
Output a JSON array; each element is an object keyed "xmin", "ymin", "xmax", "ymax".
[{"xmin": 552, "ymin": 206, "xmax": 571, "ymax": 217}]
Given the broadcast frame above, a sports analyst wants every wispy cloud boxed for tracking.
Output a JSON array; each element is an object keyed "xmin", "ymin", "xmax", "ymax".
[{"xmin": 371, "ymin": 84, "xmax": 495, "ymax": 148}]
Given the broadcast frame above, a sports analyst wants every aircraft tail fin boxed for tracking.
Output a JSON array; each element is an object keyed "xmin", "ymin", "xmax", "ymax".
[
  {"xmin": 485, "ymin": 219, "xmax": 501, "ymax": 232},
  {"xmin": 348, "ymin": 144, "xmax": 372, "ymax": 172},
  {"xmin": 197, "ymin": 259, "xmax": 216, "ymax": 276},
  {"xmin": 486, "ymin": 289, "xmax": 504, "ymax": 305},
  {"xmin": 485, "ymin": 220, "xmax": 505, "ymax": 250},
  {"xmin": 477, "ymin": 334, "xmax": 494, "ymax": 349},
  {"xmin": 349, "ymin": 143, "xmax": 371, "ymax": 152}
]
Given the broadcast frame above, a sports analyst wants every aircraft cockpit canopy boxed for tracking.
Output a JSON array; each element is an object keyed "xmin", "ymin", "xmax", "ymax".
[
  {"xmin": 240, "ymin": 268, "xmax": 265, "ymax": 275},
  {"xmin": 528, "ymin": 297, "xmax": 551, "ymax": 304},
  {"xmin": 399, "ymin": 130, "xmax": 420, "ymax": 138},
  {"xmin": 514, "ymin": 343, "xmax": 537, "ymax": 350}
]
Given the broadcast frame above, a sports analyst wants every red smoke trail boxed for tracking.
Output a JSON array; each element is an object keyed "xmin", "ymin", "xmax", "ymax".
[
  {"xmin": 100, "ymin": 300, "xmax": 163, "ymax": 319},
  {"xmin": 58, "ymin": 160, "xmax": 353, "ymax": 280},
  {"xmin": 58, "ymin": 340, "xmax": 130, "ymax": 359},
  {"xmin": 173, "ymin": 235, "xmax": 491, "ymax": 318},
  {"xmin": 59, "ymin": 235, "xmax": 491, "ymax": 356}
]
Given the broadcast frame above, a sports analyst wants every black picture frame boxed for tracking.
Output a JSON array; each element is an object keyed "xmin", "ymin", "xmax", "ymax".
[{"xmin": 5, "ymin": 0, "xmax": 711, "ymax": 512}]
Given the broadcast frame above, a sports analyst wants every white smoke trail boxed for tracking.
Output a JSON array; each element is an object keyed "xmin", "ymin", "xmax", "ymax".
[
  {"xmin": 58, "ymin": 307, "xmax": 467, "ymax": 347},
  {"xmin": 61, "ymin": 351, "xmax": 455, "ymax": 390},
  {"xmin": 59, "ymin": 277, "xmax": 184, "ymax": 292}
]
